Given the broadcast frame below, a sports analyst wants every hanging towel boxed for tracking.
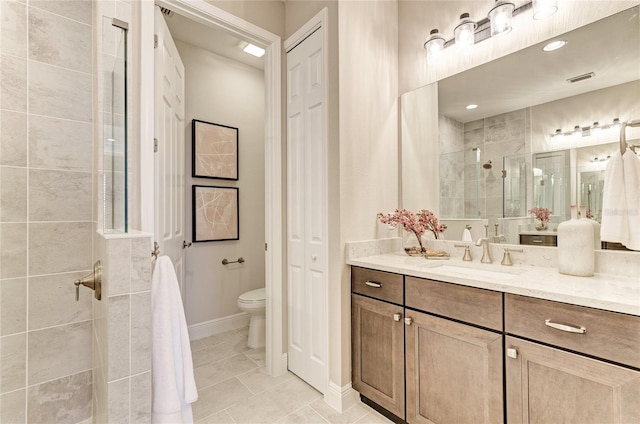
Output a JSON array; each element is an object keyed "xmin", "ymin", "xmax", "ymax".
[
  {"xmin": 151, "ymin": 256, "xmax": 198, "ymax": 423},
  {"xmin": 601, "ymin": 148, "xmax": 640, "ymax": 251},
  {"xmin": 462, "ymin": 228, "xmax": 473, "ymax": 242}
]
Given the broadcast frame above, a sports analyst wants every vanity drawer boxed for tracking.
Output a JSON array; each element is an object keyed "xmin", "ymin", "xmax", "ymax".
[
  {"xmin": 405, "ymin": 277, "xmax": 502, "ymax": 331},
  {"xmin": 351, "ymin": 267, "xmax": 403, "ymax": 305},
  {"xmin": 505, "ymin": 294, "xmax": 640, "ymax": 368},
  {"xmin": 519, "ymin": 234, "xmax": 557, "ymax": 246}
]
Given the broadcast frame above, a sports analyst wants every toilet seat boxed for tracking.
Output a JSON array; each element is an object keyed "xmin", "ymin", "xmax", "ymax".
[{"xmin": 238, "ymin": 287, "xmax": 265, "ymax": 304}]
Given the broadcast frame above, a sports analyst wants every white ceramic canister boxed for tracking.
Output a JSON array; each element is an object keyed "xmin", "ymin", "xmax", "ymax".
[
  {"xmin": 557, "ymin": 205, "xmax": 594, "ymax": 277},
  {"xmin": 580, "ymin": 205, "xmax": 601, "ymax": 250}
]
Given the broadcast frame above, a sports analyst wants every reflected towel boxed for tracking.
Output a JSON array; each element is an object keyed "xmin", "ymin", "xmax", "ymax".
[
  {"xmin": 152, "ymin": 256, "xmax": 198, "ymax": 423},
  {"xmin": 601, "ymin": 148, "xmax": 640, "ymax": 250},
  {"xmin": 462, "ymin": 228, "xmax": 473, "ymax": 242}
]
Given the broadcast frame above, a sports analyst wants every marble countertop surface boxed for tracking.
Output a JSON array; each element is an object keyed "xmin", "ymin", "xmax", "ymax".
[
  {"xmin": 347, "ymin": 252, "xmax": 640, "ymax": 316},
  {"xmin": 519, "ymin": 230, "xmax": 558, "ymax": 236}
]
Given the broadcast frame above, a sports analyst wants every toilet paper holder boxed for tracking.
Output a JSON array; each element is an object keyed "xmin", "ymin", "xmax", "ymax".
[{"xmin": 222, "ymin": 257, "xmax": 245, "ymax": 265}]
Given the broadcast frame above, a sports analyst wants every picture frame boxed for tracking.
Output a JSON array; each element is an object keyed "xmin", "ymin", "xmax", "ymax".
[
  {"xmin": 192, "ymin": 185, "xmax": 239, "ymax": 242},
  {"xmin": 192, "ymin": 119, "xmax": 239, "ymax": 180}
]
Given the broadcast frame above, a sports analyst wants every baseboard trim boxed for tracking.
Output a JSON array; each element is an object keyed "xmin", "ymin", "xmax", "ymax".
[
  {"xmin": 323, "ymin": 381, "xmax": 359, "ymax": 413},
  {"xmin": 188, "ymin": 312, "xmax": 250, "ymax": 341}
]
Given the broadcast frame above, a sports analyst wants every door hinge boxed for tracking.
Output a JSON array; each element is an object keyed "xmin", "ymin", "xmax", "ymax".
[
  {"xmin": 265, "ymin": 243, "xmax": 268, "ymax": 251},
  {"xmin": 154, "ymin": 34, "xmax": 158, "ymax": 49},
  {"xmin": 154, "ymin": 138, "xmax": 158, "ymax": 153}
]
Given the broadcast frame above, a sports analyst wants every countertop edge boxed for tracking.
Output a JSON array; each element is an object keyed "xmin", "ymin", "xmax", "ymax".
[{"xmin": 347, "ymin": 254, "xmax": 640, "ymax": 317}]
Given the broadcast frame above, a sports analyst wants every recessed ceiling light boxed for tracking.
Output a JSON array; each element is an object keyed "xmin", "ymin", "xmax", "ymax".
[
  {"xmin": 542, "ymin": 40, "xmax": 567, "ymax": 52},
  {"xmin": 466, "ymin": 104, "xmax": 478, "ymax": 110},
  {"xmin": 242, "ymin": 43, "xmax": 265, "ymax": 58}
]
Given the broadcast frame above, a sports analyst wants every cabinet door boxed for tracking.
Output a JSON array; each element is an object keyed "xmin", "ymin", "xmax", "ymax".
[
  {"xmin": 406, "ymin": 311, "xmax": 503, "ymax": 424},
  {"xmin": 506, "ymin": 336, "xmax": 640, "ymax": 424},
  {"xmin": 352, "ymin": 294, "xmax": 405, "ymax": 419}
]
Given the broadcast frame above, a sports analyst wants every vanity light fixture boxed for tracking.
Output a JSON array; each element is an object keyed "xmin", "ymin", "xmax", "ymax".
[
  {"xmin": 423, "ymin": 0, "xmax": 557, "ymax": 60},
  {"xmin": 542, "ymin": 39, "xmax": 567, "ymax": 52},
  {"xmin": 488, "ymin": 0, "xmax": 516, "ymax": 37},
  {"xmin": 454, "ymin": 13, "xmax": 477, "ymax": 47},
  {"xmin": 533, "ymin": 0, "xmax": 558, "ymax": 20},
  {"xmin": 424, "ymin": 29, "xmax": 446, "ymax": 60}
]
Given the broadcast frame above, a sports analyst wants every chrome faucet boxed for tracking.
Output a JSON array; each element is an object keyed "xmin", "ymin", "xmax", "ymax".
[{"xmin": 475, "ymin": 237, "xmax": 493, "ymax": 264}]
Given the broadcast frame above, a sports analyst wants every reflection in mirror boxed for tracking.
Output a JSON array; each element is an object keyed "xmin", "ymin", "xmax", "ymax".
[{"xmin": 402, "ymin": 6, "xmax": 640, "ymax": 248}]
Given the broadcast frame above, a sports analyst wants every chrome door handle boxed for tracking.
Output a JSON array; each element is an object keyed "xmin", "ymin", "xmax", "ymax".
[
  {"xmin": 364, "ymin": 281, "xmax": 382, "ymax": 288},
  {"xmin": 393, "ymin": 313, "xmax": 402, "ymax": 322},
  {"xmin": 545, "ymin": 319, "xmax": 586, "ymax": 334}
]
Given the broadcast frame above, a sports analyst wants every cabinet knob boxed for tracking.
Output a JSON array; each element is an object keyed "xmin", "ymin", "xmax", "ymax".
[
  {"xmin": 507, "ymin": 348, "xmax": 518, "ymax": 359},
  {"xmin": 393, "ymin": 313, "xmax": 402, "ymax": 322},
  {"xmin": 404, "ymin": 317, "xmax": 413, "ymax": 326}
]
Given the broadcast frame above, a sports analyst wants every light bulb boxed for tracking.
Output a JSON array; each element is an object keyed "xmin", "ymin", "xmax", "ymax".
[
  {"xmin": 488, "ymin": 0, "xmax": 515, "ymax": 37},
  {"xmin": 533, "ymin": 0, "xmax": 558, "ymax": 20},
  {"xmin": 424, "ymin": 29, "xmax": 446, "ymax": 60},
  {"xmin": 454, "ymin": 13, "xmax": 476, "ymax": 48}
]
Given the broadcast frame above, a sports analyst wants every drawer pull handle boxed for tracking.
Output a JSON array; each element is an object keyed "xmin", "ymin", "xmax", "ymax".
[
  {"xmin": 393, "ymin": 313, "xmax": 402, "ymax": 322},
  {"xmin": 545, "ymin": 319, "xmax": 586, "ymax": 334},
  {"xmin": 364, "ymin": 281, "xmax": 383, "ymax": 288},
  {"xmin": 405, "ymin": 317, "xmax": 413, "ymax": 326}
]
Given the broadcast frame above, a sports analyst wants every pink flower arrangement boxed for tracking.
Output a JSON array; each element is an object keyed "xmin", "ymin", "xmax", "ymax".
[
  {"xmin": 377, "ymin": 209, "xmax": 447, "ymax": 251},
  {"xmin": 528, "ymin": 207, "xmax": 551, "ymax": 223}
]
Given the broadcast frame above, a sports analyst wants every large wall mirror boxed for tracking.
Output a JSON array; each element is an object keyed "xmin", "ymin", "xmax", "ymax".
[{"xmin": 402, "ymin": 5, "xmax": 640, "ymax": 248}]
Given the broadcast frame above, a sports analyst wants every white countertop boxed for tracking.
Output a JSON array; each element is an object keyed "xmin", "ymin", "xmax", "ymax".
[
  {"xmin": 519, "ymin": 230, "xmax": 557, "ymax": 236},
  {"xmin": 347, "ymin": 252, "xmax": 640, "ymax": 316}
]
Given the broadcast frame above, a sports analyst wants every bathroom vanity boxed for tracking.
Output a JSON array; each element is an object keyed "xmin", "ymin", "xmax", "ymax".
[{"xmin": 349, "ymin": 253, "xmax": 640, "ymax": 424}]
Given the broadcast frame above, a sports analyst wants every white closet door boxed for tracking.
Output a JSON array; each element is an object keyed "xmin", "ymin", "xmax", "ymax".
[
  {"xmin": 286, "ymin": 26, "xmax": 328, "ymax": 394},
  {"xmin": 154, "ymin": 8, "xmax": 186, "ymax": 291}
]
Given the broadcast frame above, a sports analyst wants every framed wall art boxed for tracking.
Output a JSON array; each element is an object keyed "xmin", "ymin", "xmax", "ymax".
[
  {"xmin": 192, "ymin": 119, "xmax": 239, "ymax": 180},
  {"xmin": 192, "ymin": 185, "xmax": 239, "ymax": 242}
]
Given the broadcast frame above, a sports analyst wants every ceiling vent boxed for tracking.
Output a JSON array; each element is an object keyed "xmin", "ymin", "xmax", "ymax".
[
  {"xmin": 159, "ymin": 7, "xmax": 174, "ymax": 17},
  {"xmin": 566, "ymin": 72, "xmax": 595, "ymax": 83}
]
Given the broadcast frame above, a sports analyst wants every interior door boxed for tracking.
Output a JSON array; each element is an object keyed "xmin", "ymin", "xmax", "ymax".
[
  {"xmin": 154, "ymin": 7, "xmax": 186, "ymax": 291},
  {"xmin": 286, "ymin": 26, "xmax": 328, "ymax": 393}
]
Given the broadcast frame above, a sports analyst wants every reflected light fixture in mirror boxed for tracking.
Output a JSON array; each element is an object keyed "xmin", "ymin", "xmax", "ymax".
[
  {"xmin": 533, "ymin": 0, "xmax": 558, "ymax": 20},
  {"xmin": 488, "ymin": 0, "xmax": 516, "ymax": 36},
  {"xmin": 424, "ymin": 29, "xmax": 446, "ymax": 60},
  {"xmin": 454, "ymin": 13, "xmax": 477, "ymax": 47}
]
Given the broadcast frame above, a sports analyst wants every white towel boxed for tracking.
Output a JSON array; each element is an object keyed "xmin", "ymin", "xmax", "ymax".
[
  {"xmin": 601, "ymin": 148, "xmax": 640, "ymax": 251},
  {"xmin": 462, "ymin": 228, "xmax": 473, "ymax": 242},
  {"xmin": 151, "ymin": 256, "xmax": 198, "ymax": 423}
]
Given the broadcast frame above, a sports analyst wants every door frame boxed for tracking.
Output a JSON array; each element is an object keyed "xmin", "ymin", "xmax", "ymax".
[{"xmin": 137, "ymin": 0, "xmax": 285, "ymax": 376}]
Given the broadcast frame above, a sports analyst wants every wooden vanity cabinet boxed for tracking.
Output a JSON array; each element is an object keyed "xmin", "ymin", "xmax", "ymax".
[
  {"xmin": 505, "ymin": 294, "xmax": 640, "ymax": 423},
  {"xmin": 404, "ymin": 277, "xmax": 504, "ymax": 424},
  {"xmin": 351, "ymin": 267, "xmax": 405, "ymax": 419}
]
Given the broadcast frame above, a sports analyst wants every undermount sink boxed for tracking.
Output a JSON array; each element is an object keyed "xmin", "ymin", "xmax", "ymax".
[{"xmin": 428, "ymin": 263, "xmax": 524, "ymax": 280}]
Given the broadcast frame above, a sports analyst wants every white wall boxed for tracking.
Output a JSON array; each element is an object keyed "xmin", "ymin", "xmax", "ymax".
[{"xmin": 175, "ymin": 40, "xmax": 266, "ymax": 326}]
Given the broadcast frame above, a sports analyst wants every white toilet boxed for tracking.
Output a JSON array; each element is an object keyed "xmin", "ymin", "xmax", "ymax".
[{"xmin": 237, "ymin": 287, "xmax": 266, "ymax": 348}]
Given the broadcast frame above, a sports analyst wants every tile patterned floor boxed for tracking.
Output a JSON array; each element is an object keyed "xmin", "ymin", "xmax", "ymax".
[{"xmin": 190, "ymin": 328, "xmax": 394, "ymax": 424}]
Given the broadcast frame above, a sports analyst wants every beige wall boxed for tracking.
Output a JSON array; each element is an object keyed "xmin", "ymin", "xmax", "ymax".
[
  {"xmin": 0, "ymin": 1, "xmax": 94, "ymax": 421},
  {"xmin": 207, "ymin": 0, "xmax": 286, "ymax": 37},
  {"xmin": 338, "ymin": 0, "xmax": 399, "ymax": 385},
  {"xmin": 398, "ymin": 0, "xmax": 639, "ymax": 95},
  {"xmin": 175, "ymin": 40, "xmax": 267, "ymax": 326}
]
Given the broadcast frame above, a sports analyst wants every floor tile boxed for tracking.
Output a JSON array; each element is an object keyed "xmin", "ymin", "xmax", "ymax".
[
  {"xmin": 192, "ymin": 378, "xmax": 252, "ymax": 421},
  {"xmin": 275, "ymin": 405, "xmax": 328, "ymax": 423},
  {"xmin": 237, "ymin": 367, "xmax": 294, "ymax": 395},
  {"xmin": 244, "ymin": 348, "xmax": 266, "ymax": 367},
  {"xmin": 309, "ymin": 399, "xmax": 370, "ymax": 424},
  {"xmin": 196, "ymin": 409, "xmax": 236, "ymax": 424},
  {"xmin": 192, "ymin": 338, "xmax": 251, "ymax": 368},
  {"xmin": 195, "ymin": 353, "xmax": 259, "ymax": 389}
]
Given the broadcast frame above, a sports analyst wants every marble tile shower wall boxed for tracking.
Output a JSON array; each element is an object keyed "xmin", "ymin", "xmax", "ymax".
[{"xmin": 0, "ymin": 1, "xmax": 94, "ymax": 423}]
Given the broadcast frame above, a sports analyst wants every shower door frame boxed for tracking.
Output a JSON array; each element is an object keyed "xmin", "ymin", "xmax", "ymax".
[{"xmin": 136, "ymin": 0, "xmax": 285, "ymax": 376}]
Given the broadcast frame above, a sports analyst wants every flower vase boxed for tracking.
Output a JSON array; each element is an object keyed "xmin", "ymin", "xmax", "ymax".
[
  {"xmin": 535, "ymin": 220, "xmax": 548, "ymax": 231},
  {"xmin": 557, "ymin": 205, "xmax": 594, "ymax": 277}
]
